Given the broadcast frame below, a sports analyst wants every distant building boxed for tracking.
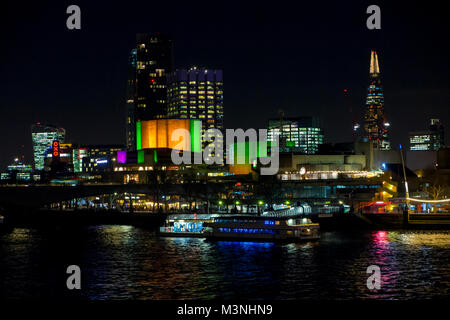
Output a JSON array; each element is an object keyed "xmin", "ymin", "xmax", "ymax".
[
  {"xmin": 0, "ymin": 158, "xmax": 33, "ymax": 184},
  {"xmin": 126, "ymin": 33, "xmax": 174, "ymax": 150},
  {"xmin": 409, "ymin": 118, "xmax": 445, "ymax": 151},
  {"xmin": 267, "ymin": 117, "xmax": 324, "ymax": 154},
  {"xmin": 43, "ymin": 143, "xmax": 75, "ymax": 173},
  {"xmin": 31, "ymin": 123, "xmax": 65, "ymax": 170},
  {"xmin": 73, "ymin": 147, "xmax": 88, "ymax": 173},
  {"xmin": 167, "ymin": 67, "xmax": 224, "ymax": 150},
  {"xmin": 81, "ymin": 145, "xmax": 125, "ymax": 174},
  {"xmin": 363, "ymin": 51, "xmax": 390, "ymax": 150}
]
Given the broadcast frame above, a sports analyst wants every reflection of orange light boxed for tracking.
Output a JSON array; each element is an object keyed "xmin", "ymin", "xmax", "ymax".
[{"xmin": 140, "ymin": 119, "xmax": 191, "ymax": 151}]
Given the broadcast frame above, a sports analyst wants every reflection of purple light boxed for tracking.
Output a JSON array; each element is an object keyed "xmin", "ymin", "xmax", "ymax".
[{"xmin": 117, "ymin": 151, "xmax": 127, "ymax": 164}]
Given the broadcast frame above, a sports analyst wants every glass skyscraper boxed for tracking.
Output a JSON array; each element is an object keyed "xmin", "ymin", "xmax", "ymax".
[
  {"xmin": 267, "ymin": 117, "xmax": 324, "ymax": 154},
  {"xmin": 126, "ymin": 33, "xmax": 174, "ymax": 150},
  {"xmin": 31, "ymin": 123, "xmax": 65, "ymax": 170},
  {"xmin": 364, "ymin": 51, "xmax": 390, "ymax": 150}
]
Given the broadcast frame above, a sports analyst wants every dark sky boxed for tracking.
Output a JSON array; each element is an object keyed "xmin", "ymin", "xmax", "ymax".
[{"xmin": 1, "ymin": 1, "xmax": 449, "ymax": 169}]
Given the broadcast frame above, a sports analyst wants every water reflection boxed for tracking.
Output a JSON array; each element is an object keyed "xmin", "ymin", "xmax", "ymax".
[{"xmin": 1, "ymin": 226, "xmax": 449, "ymax": 300}]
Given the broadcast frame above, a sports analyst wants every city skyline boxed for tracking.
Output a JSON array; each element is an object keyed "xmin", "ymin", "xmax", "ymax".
[
  {"xmin": 1, "ymin": 2, "xmax": 449, "ymax": 169},
  {"xmin": 1, "ymin": 1, "xmax": 450, "ymax": 304}
]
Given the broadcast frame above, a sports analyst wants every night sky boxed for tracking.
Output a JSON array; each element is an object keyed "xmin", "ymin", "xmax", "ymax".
[{"xmin": 1, "ymin": 1, "xmax": 449, "ymax": 169}]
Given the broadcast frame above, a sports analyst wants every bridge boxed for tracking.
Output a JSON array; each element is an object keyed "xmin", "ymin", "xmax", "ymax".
[{"xmin": 0, "ymin": 183, "xmax": 225, "ymax": 210}]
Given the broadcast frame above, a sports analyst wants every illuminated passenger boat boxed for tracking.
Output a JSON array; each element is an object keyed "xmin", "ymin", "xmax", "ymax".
[
  {"xmin": 159, "ymin": 214, "xmax": 215, "ymax": 237},
  {"xmin": 208, "ymin": 215, "xmax": 320, "ymax": 241}
]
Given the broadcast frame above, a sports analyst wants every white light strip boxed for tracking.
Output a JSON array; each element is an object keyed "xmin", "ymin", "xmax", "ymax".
[{"xmin": 406, "ymin": 197, "xmax": 450, "ymax": 203}]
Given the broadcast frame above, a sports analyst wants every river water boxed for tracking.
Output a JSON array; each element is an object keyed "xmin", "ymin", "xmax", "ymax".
[{"xmin": 1, "ymin": 225, "xmax": 449, "ymax": 300}]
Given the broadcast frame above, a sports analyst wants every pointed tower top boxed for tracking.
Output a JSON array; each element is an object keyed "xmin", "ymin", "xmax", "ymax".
[{"xmin": 369, "ymin": 50, "xmax": 380, "ymax": 75}]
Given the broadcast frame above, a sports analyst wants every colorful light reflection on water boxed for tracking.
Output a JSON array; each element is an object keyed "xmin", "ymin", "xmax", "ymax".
[{"xmin": 1, "ymin": 226, "xmax": 449, "ymax": 300}]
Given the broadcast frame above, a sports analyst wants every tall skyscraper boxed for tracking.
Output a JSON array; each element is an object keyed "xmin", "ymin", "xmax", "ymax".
[
  {"xmin": 167, "ymin": 67, "xmax": 224, "ymax": 150},
  {"xmin": 126, "ymin": 33, "xmax": 174, "ymax": 150},
  {"xmin": 409, "ymin": 118, "xmax": 445, "ymax": 151},
  {"xmin": 31, "ymin": 123, "xmax": 65, "ymax": 170},
  {"xmin": 364, "ymin": 51, "xmax": 390, "ymax": 150},
  {"xmin": 267, "ymin": 116, "xmax": 324, "ymax": 154}
]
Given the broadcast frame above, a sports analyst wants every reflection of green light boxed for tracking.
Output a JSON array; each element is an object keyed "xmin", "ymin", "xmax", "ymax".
[
  {"xmin": 136, "ymin": 121, "xmax": 142, "ymax": 150},
  {"xmin": 154, "ymin": 150, "xmax": 157, "ymax": 163},
  {"xmin": 258, "ymin": 200, "xmax": 264, "ymax": 205}
]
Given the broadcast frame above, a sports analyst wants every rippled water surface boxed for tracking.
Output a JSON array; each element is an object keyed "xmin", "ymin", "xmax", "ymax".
[{"xmin": 1, "ymin": 226, "xmax": 449, "ymax": 299}]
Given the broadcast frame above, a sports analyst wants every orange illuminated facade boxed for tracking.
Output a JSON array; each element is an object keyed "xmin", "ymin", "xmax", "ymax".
[{"xmin": 139, "ymin": 119, "xmax": 192, "ymax": 151}]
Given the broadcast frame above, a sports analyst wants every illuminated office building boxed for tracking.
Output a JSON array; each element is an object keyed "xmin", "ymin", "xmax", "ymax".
[
  {"xmin": 363, "ymin": 51, "xmax": 390, "ymax": 150},
  {"xmin": 267, "ymin": 117, "xmax": 324, "ymax": 154},
  {"xmin": 31, "ymin": 123, "xmax": 65, "ymax": 170},
  {"xmin": 167, "ymin": 68, "xmax": 224, "ymax": 129},
  {"xmin": 81, "ymin": 145, "xmax": 125, "ymax": 173},
  {"xmin": 73, "ymin": 148, "xmax": 88, "ymax": 173},
  {"xmin": 0, "ymin": 159, "xmax": 33, "ymax": 183},
  {"xmin": 409, "ymin": 118, "xmax": 445, "ymax": 151},
  {"xmin": 167, "ymin": 67, "xmax": 224, "ymax": 152},
  {"xmin": 126, "ymin": 33, "xmax": 174, "ymax": 150}
]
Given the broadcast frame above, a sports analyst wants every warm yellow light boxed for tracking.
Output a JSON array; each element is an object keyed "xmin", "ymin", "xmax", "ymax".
[
  {"xmin": 140, "ymin": 119, "xmax": 191, "ymax": 151},
  {"xmin": 407, "ymin": 197, "xmax": 450, "ymax": 203}
]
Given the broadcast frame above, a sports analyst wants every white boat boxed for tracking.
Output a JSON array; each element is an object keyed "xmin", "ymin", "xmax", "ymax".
[
  {"xmin": 159, "ymin": 214, "xmax": 216, "ymax": 237},
  {"xmin": 159, "ymin": 214, "xmax": 319, "ymax": 241}
]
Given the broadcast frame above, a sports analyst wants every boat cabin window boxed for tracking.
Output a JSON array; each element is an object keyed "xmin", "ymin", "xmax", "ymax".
[{"xmin": 287, "ymin": 218, "xmax": 310, "ymax": 225}]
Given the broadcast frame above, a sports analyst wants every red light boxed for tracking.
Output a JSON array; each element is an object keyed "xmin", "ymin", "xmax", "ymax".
[
  {"xmin": 52, "ymin": 141, "xmax": 60, "ymax": 158},
  {"xmin": 151, "ymin": 79, "xmax": 155, "ymax": 83},
  {"xmin": 375, "ymin": 230, "xmax": 387, "ymax": 242},
  {"xmin": 236, "ymin": 182, "xmax": 241, "ymax": 186},
  {"xmin": 344, "ymin": 89, "xmax": 348, "ymax": 93}
]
